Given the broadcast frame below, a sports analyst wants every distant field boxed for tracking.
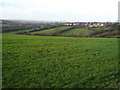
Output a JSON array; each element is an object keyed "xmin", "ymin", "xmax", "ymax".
[
  {"xmin": 2, "ymin": 23, "xmax": 120, "ymax": 38},
  {"xmin": 2, "ymin": 34, "xmax": 119, "ymax": 88},
  {"xmin": 0, "ymin": 24, "xmax": 12, "ymax": 27},
  {"xmin": 91, "ymin": 27, "xmax": 105, "ymax": 31},
  {"xmin": 31, "ymin": 26, "xmax": 71, "ymax": 35},
  {"xmin": 6, "ymin": 28, "xmax": 41, "ymax": 34},
  {"xmin": 61, "ymin": 28, "xmax": 91, "ymax": 36}
]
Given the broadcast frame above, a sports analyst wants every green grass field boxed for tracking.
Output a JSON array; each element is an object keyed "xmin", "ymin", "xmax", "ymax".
[
  {"xmin": 2, "ymin": 34, "xmax": 119, "ymax": 88},
  {"xmin": 6, "ymin": 28, "xmax": 41, "ymax": 34},
  {"xmin": 61, "ymin": 28, "xmax": 90, "ymax": 36},
  {"xmin": 0, "ymin": 24, "xmax": 12, "ymax": 27},
  {"xmin": 91, "ymin": 27, "xmax": 106, "ymax": 31},
  {"xmin": 2, "ymin": 24, "xmax": 119, "ymax": 38},
  {"xmin": 31, "ymin": 26, "xmax": 71, "ymax": 35}
]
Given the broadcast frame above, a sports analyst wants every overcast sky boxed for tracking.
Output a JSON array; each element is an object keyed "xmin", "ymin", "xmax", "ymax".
[{"xmin": 0, "ymin": 0, "xmax": 119, "ymax": 22}]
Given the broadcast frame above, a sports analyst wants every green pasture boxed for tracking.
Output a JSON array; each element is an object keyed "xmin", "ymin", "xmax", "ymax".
[
  {"xmin": 61, "ymin": 28, "xmax": 90, "ymax": 36},
  {"xmin": 2, "ymin": 34, "xmax": 119, "ymax": 88},
  {"xmin": 31, "ymin": 26, "xmax": 71, "ymax": 35}
]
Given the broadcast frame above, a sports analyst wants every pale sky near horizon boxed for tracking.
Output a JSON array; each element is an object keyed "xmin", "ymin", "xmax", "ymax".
[{"xmin": 0, "ymin": 0, "xmax": 119, "ymax": 22}]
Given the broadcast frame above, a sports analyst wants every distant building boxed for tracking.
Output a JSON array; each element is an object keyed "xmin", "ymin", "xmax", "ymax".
[{"xmin": 63, "ymin": 22, "xmax": 105, "ymax": 27}]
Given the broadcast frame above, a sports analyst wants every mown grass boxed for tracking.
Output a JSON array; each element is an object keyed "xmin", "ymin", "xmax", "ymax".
[
  {"xmin": 31, "ymin": 26, "xmax": 71, "ymax": 35},
  {"xmin": 61, "ymin": 28, "xmax": 91, "ymax": 36},
  {"xmin": 2, "ymin": 34, "xmax": 119, "ymax": 88}
]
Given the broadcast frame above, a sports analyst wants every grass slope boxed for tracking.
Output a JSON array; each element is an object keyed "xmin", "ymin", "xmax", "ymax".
[
  {"xmin": 61, "ymin": 28, "xmax": 91, "ymax": 36},
  {"xmin": 5, "ymin": 28, "xmax": 41, "ymax": 34},
  {"xmin": 0, "ymin": 24, "xmax": 12, "ymax": 27},
  {"xmin": 2, "ymin": 34, "xmax": 119, "ymax": 88},
  {"xmin": 31, "ymin": 26, "xmax": 71, "ymax": 35}
]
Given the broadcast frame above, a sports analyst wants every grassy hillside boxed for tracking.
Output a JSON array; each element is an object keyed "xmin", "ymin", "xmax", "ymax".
[
  {"xmin": 89, "ymin": 25, "xmax": 120, "ymax": 38},
  {"xmin": 2, "ymin": 22, "xmax": 120, "ymax": 38},
  {"xmin": 60, "ymin": 28, "xmax": 90, "ymax": 36},
  {"xmin": 6, "ymin": 28, "xmax": 41, "ymax": 34},
  {"xmin": 0, "ymin": 24, "xmax": 12, "ymax": 27},
  {"xmin": 2, "ymin": 34, "xmax": 119, "ymax": 88},
  {"xmin": 31, "ymin": 26, "xmax": 71, "ymax": 35}
]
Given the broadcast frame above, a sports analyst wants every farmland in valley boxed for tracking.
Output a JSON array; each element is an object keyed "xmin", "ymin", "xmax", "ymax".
[{"xmin": 2, "ymin": 21, "xmax": 119, "ymax": 38}]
